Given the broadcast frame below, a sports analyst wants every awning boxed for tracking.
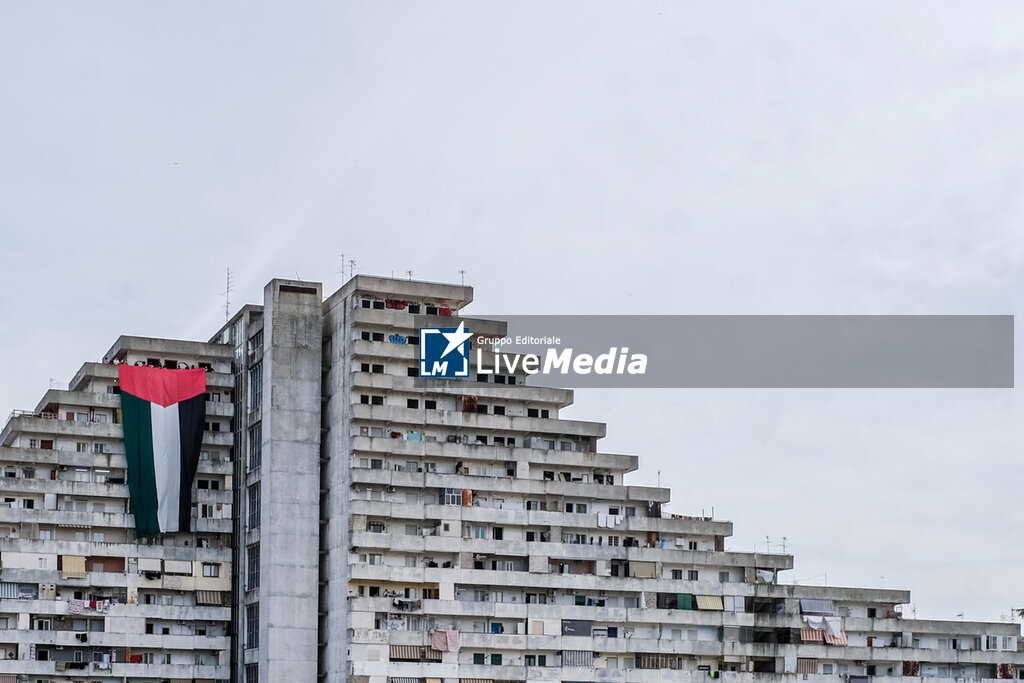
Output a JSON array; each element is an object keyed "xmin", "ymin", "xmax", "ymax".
[
  {"xmin": 695, "ymin": 595, "xmax": 724, "ymax": 610},
  {"xmin": 425, "ymin": 679, "xmax": 442, "ymax": 683},
  {"xmin": 423, "ymin": 647, "xmax": 441, "ymax": 661},
  {"xmin": 563, "ymin": 650, "xmax": 594, "ymax": 667},
  {"xmin": 0, "ymin": 674, "xmax": 17, "ymax": 683},
  {"xmin": 61, "ymin": 555, "xmax": 86, "ymax": 578},
  {"xmin": 628, "ymin": 561, "xmax": 656, "ymax": 578},
  {"xmin": 138, "ymin": 558, "xmax": 162, "ymax": 572},
  {"xmin": 0, "ymin": 582, "xmax": 18, "ymax": 599},
  {"xmin": 797, "ymin": 658, "xmax": 817, "ymax": 674},
  {"xmin": 825, "ymin": 631, "xmax": 849, "ymax": 645},
  {"xmin": 800, "ymin": 598, "xmax": 836, "ymax": 615},
  {"xmin": 196, "ymin": 591, "xmax": 223, "ymax": 606},
  {"xmin": 389, "ymin": 644, "xmax": 420, "ymax": 661},
  {"xmin": 801, "ymin": 628, "xmax": 824, "ymax": 642},
  {"xmin": 388, "ymin": 678, "xmax": 422, "ymax": 683},
  {"xmin": 164, "ymin": 559, "xmax": 192, "ymax": 574}
]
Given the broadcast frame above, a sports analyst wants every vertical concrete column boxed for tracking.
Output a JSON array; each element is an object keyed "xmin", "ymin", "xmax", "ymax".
[{"xmin": 260, "ymin": 280, "xmax": 323, "ymax": 682}]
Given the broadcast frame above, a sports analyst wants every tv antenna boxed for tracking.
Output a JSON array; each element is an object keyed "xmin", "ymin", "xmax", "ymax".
[
  {"xmin": 406, "ymin": 270, "xmax": 414, "ymax": 280},
  {"xmin": 223, "ymin": 268, "xmax": 234, "ymax": 322},
  {"xmin": 336, "ymin": 254, "xmax": 357, "ymax": 280},
  {"xmin": 459, "ymin": 269, "xmax": 466, "ymax": 286}
]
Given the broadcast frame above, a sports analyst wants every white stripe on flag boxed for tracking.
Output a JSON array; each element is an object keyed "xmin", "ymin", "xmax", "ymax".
[{"xmin": 150, "ymin": 402, "xmax": 182, "ymax": 533}]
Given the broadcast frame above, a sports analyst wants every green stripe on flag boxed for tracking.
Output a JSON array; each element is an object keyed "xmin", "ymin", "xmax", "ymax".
[{"xmin": 121, "ymin": 392, "xmax": 161, "ymax": 536}]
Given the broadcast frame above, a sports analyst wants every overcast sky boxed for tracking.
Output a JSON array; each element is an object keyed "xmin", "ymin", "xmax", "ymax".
[{"xmin": 2, "ymin": 2, "xmax": 1023, "ymax": 622}]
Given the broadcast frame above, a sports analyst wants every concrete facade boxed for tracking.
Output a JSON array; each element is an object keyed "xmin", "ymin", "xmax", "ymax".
[
  {"xmin": 0, "ymin": 337, "xmax": 234, "ymax": 682},
  {"xmin": 1, "ymin": 274, "xmax": 1022, "ymax": 683}
]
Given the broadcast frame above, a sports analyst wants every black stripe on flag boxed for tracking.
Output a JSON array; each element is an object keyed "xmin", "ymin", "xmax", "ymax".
[{"xmin": 176, "ymin": 393, "xmax": 206, "ymax": 532}]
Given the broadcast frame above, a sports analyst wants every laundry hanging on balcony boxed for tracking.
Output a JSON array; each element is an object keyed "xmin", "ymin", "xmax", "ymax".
[{"xmin": 118, "ymin": 365, "xmax": 207, "ymax": 536}]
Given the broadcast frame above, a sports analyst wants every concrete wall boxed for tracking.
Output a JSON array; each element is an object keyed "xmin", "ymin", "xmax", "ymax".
[
  {"xmin": 320, "ymin": 289, "xmax": 357, "ymax": 680},
  {"xmin": 259, "ymin": 279, "xmax": 323, "ymax": 682}
]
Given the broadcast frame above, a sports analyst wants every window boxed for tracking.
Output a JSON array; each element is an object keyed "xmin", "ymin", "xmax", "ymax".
[
  {"xmin": 443, "ymin": 488, "xmax": 462, "ymax": 505},
  {"xmin": 406, "ymin": 398, "xmax": 419, "ymax": 409},
  {"xmin": 246, "ymin": 603, "xmax": 259, "ymax": 648},
  {"xmin": 367, "ymin": 554, "xmax": 382, "ymax": 565},
  {"xmin": 246, "ymin": 663, "xmax": 259, "ymax": 682},
  {"xmin": 491, "ymin": 653, "xmax": 502, "ymax": 665},
  {"xmin": 493, "ymin": 527, "xmax": 503, "ymax": 540},
  {"xmin": 425, "ymin": 399, "xmax": 437, "ymax": 409},
  {"xmin": 473, "ymin": 653, "xmax": 485, "ymax": 665},
  {"xmin": 688, "ymin": 540, "xmax": 698, "ymax": 550},
  {"xmin": 719, "ymin": 571, "xmax": 730, "ymax": 583},
  {"xmin": 672, "ymin": 569, "xmax": 683, "ymax": 580},
  {"xmin": 473, "ymin": 526, "xmax": 487, "ymax": 539},
  {"xmin": 867, "ymin": 607, "xmax": 877, "ymax": 618},
  {"xmin": 246, "ymin": 543, "xmax": 260, "ymax": 589},
  {"xmin": 202, "ymin": 563, "xmax": 220, "ymax": 578},
  {"xmin": 372, "ymin": 395, "xmax": 383, "ymax": 405},
  {"xmin": 248, "ymin": 362, "xmax": 263, "ymax": 412},
  {"xmin": 247, "ymin": 483, "xmax": 261, "ymax": 529},
  {"xmin": 528, "ymin": 408, "xmax": 539, "ymax": 418},
  {"xmin": 688, "ymin": 570, "xmax": 699, "ymax": 581},
  {"xmin": 493, "ymin": 406, "xmax": 505, "ymax": 415},
  {"xmin": 248, "ymin": 423, "xmax": 262, "ymax": 470}
]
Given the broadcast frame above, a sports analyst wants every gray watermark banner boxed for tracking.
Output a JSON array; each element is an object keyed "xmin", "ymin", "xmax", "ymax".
[{"xmin": 453, "ymin": 315, "xmax": 1013, "ymax": 388}]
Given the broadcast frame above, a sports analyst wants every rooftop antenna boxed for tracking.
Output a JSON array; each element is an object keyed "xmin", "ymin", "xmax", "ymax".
[
  {"xmin": 459, "ymin": 269, "xmax": 466, "ymax": 286},
  {"xmin": 766, "ymin": 536, "xmax": 771, "ymax": 554},
  {"xmin": 349, "ymin": 259, "xmax": 357, "ymax": 278},
  {"xmin": 657, "ymin": 470, "xmax": 661, "ymax": 487},
  {"xmin": 223, "ymin": 268, "xmax": 234, "ymax": 322},
  {"xmin": 781, "ymin": 536, "xmax": 788, "ymax": 553},
  {"xmin": 957, "ymin": 611, "xmax": 965, "ymax": 621},
  {"xmin": 406, "ymin": 270, "xmax": 414, "ymax": 280}
]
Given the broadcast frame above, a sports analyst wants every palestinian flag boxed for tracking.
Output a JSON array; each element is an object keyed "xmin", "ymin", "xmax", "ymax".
[{"xmin": 117, "ymin": 365, "xmax": 206, "ymax": 536}]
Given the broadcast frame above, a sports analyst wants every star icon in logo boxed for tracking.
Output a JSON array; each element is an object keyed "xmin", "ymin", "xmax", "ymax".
[{"xmin": 440, "ymin": 321, "xmax": 472, "ymax": 359}]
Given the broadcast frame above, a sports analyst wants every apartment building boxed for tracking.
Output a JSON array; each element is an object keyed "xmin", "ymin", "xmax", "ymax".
[
  {"xmin": 1, "ymin": 274, "xmax": 1021, "ymax": 683},
  {"xmin": 211, "ymin": 275, "xmax": 1023, "ymax": 683},
  {"xmin": 0, "ymin": 337, "xmax": 234, "ymax": 682}
]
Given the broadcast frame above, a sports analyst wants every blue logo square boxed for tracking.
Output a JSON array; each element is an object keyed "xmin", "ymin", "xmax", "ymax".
[{"xmin": 419, "ymin": 323, "xmax": 471, "ymax": 378}]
